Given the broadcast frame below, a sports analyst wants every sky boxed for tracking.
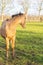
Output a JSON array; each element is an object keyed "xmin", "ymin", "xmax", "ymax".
[
  {"xmin": 0, "ymin": 0, "xmax": 43, "ymax": 16},
  {"xmin": 28, "ymin": 0, "xmax": 43, "ymax": 15}
]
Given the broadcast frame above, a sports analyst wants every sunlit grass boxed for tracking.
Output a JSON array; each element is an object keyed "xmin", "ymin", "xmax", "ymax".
[{"xmin": 0, "ymin": 22, "xmax": 43, "ymax": 65}]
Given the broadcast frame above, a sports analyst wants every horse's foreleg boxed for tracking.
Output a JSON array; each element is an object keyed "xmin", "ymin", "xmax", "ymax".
[
  {"xmin": 6, "ymin": 37, "xmax": 9, "ymax": 59},
  {"xmin": 11, "ymin": 36, "xmax": 15, "ymax": 58}
]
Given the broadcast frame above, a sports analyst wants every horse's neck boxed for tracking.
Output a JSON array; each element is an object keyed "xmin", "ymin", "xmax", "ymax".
[
  {"xmin": 9, "ymin": 18, "xmax": 20, "ymax": 28},
  {"xmin": 12, "ymin": 17, "xmax": 20, "ymax": 26}
]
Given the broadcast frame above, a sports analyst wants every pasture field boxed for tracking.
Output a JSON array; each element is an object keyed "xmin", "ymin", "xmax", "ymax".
[{"xmin": 0, "ymin": 22, "xmax": 43, "ymax": 65}]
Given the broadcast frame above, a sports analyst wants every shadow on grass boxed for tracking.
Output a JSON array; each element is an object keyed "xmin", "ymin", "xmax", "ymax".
[{"xmin": 16, "ymin": 48, "xmax": 43, "ymax": 63}]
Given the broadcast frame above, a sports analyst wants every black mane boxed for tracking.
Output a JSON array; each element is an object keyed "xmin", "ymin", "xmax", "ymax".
[{"xmin": 12, "ymin": 13, "xmax": 24, "ymax": 18}]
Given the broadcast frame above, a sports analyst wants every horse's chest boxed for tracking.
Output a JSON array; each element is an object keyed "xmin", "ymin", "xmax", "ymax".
[{"xmin": 6, "ymin": 27, "xmax": 16, "ymax": 38}]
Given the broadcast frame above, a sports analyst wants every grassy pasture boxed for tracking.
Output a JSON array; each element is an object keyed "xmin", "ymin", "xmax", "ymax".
[{"xmin": 0, "ymin": 22, "xmax": 43, "ymax": 65}]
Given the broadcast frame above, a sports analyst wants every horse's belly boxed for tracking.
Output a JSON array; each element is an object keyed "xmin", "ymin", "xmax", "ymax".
[{"xmin": 1, "ymin": 29, "xmax": 6, "ymax": 39}]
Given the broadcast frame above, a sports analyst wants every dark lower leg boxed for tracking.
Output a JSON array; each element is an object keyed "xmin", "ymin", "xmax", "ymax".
[
  {"xmin": 6, "ymin": 50, "xmax": 9, "ymax": 59},
  {"xmin": 12, "ymin": 48, "xmax": 14, "ymax": 57}
]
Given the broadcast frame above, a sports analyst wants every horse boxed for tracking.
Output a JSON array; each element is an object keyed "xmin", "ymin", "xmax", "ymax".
[{"xmin": 0, "ymin": 13, "xmax": 26, "ymax": 59}]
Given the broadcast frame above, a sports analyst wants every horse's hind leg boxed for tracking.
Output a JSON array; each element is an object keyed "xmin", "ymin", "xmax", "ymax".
[{"xmin": 6, "ymin": 37, "xmax": 9, "ymax": 59}]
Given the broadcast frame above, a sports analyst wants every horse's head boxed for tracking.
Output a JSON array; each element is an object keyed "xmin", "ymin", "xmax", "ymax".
[
  {"xmin": 11, "ymin": 13, "xmax": 26, "ymax": 28},
  {"xmin": 20, "ymin": 13, "xmax": 26, "ymax": 28}
]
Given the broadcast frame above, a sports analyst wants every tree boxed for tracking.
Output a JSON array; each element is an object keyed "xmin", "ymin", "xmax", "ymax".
[
  {"xmin": 1, "ymin": 0, "xmax": 29, "ymax": 21},
  {"xmin": 1, "ymin": 0, "xmax": 6, "ymax": 21},
  {"xmin": 17, "ymin": 0, "xmax": 29, "ymax": 14},
  {"xmin": 38, "ymin": 0, "xmax": 43, "ymax": 15},
  {"xmin": 1, "ymin": 0, "xmax": 12, "ymax": 21},
  {"xmin": 38, "ymin": 0, "xmax": 43, "ymax": 21},
  {"xmin": 17, "ymin": 0, "xmax": 29, "ymax": 21}
]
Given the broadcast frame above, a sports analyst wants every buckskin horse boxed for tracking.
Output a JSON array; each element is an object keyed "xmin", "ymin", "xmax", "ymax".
[{"xmin": 0, "ymin": 13, "xmax": 26, "ymax": 59}]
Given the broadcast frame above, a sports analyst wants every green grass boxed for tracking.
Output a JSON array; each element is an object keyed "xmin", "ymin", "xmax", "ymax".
[{"xmin": 0, "ymin": 22, "xmax": 43, "ymax": 65}]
